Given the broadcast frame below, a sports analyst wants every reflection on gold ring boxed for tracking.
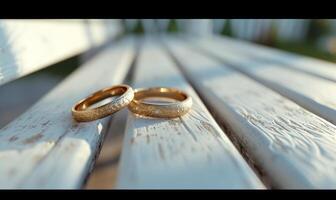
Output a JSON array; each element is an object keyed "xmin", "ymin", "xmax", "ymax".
[
  {"xmin": 72, "ymin": 84, "xmax": 134, "ymax": 122},
  {"xmin": 128, "ymin": 87, "xmax": 192, "ymax": 118}
]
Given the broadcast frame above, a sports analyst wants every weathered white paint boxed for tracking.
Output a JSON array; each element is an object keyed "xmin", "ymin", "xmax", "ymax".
[
  {"xmin": 0, "ymin": 37, "xmax": 135, "ymax": 189},
  {"xmin": 0, "ymin": 19, "xmax": 122, "ymax": 86},
  {"xmin": 194, "ymin": 37, "xmax": 336, "ymax": 125},
  {"xmin": 164, "ymin": 36, "xmax": 336, "ymax": 189},
  {"xmin": 116, "ymin": 37, "xmax": 265, "ymax": 189}
]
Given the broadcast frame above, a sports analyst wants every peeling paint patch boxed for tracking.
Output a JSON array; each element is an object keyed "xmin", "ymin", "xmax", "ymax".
[
  {"xmin": 8, "ymin": 136, "xmax": 18, "ymax": 142},
  {"xmin": 22, "ymin": 133, "xmax": 44, "ymax": 144}
]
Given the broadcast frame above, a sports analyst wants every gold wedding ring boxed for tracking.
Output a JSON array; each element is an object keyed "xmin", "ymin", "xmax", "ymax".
[
  {"xmin": 72, "ymin": 84, "xmax": 134, "ymax": 122},
  {"xmin": 128, "ymin": 87, "xmax": 192, "ymax": 118}
]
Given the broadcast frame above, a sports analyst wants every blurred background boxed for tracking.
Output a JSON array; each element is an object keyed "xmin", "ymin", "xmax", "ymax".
[
  {"xmin": 123, "ymin": 19, "xmax": 336, "ymax": 62},
  {"xmin": 3, "ymin": 19, "xmax": 336, "ymax": 128},
  {"xmin": 1, "ymin": 19, "xmax": 336, "ymax": 188},
  {"xmin": 90, "ymin": 19, "xmax": 336, "ymax": 188}
]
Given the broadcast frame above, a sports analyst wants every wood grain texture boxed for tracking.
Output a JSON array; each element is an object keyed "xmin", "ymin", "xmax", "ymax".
[
  {"xmin": 193, "ymin": 37, "xmax": 336, "ymax": 126},
  {"xmin": 211, "ymin": 35, "xmax": 336, "ymax": 83},
  {"xmin": 116, "ymin": 37, "xmax": 265, "ymax": 189},
  {"xmin": 0, "ymin": 19, "xmax": 122, "ymax": 86},
  {"xmin": 0, "ymin": 37, "xmax": 135, "ymax": 189},
  {"xmin": 164, "ymin": 37, "xmax": 336, "ymax": 189}
]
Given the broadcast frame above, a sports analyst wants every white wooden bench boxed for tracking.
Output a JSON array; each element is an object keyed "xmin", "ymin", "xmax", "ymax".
[
  {"xmin": 163, "ymin": 36, "xmax": 336, "ymax": 189},
  {"xmin": 0, "ymin": 20, "xmax": 127, "ymax": 188},
  {"xmin": 1, "ymin": 20, "xmax": 336, "ymax": 189}
]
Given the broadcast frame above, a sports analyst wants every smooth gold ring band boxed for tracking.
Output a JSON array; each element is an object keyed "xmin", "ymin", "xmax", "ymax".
[
  {"xmin": 128, "ymin": 87, "xmax": 192, "ymax": 118},
  {"xmin": 72, "ymin": 84, "xmax": 134, "ymax": 122}
]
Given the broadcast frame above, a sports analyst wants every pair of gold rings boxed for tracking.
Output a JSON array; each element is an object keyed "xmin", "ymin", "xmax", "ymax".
[{"xmin": 72, "ymin": 84, "xmax": 193, "ymax": 122}]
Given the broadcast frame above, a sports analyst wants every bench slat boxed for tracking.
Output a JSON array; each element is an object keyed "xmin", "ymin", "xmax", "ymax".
[
  {"xmin": 164, "ymin": 36, "xmax": 336, "ymax": 189},
  {"xmin": 0, "ymin": 20, "xmax": 122, "ymax": 86},
  {"xmin": 0, "ymin": 37, "xmax": 135, "ymax": 189},
  {"xmin": 194, "ymin": 37, "xmax": 336, "ymax": 126},
  {"xmin": 212, "ymin": 36, "xmax": 336, "ymax": 82},
  {"xmin": 116, "ymin": 37, "xmax": 264, "ymax": 189}
]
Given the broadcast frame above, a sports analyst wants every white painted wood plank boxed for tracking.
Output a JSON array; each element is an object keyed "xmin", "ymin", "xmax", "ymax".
[
  {"xmin": 164, "ymin": 36, "xmax": 336, "ymax": 189},
  {"xmin": 193, "ymin": 37, "xmax": 336, "ymax": 125},
  {"xmin": 116, "ymin": 37, "xmax": 265, "ymax": 189},
  {"xmin": 0, "ymin": 19, "xmax": 122, "ymax": 86},
  {"xmin": 209, "ymin": 35, "xmax": 336, "ymax": 83},
  {"xmin": 0, "ymin": 37, "xmax": 136, "ymax": 189}
]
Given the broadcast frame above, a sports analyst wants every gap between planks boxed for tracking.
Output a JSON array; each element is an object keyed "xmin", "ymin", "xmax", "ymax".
[
  {"xmin": 163, "ymin": 36, "xmax": 336, "ymax": 189},
  {"xmin": 190, "ymin": 36, "xmax": 336, "ymax": 126},
  {"xmin": 0, "ymin": 37, "xmax": 136, "ymax": 189},
  {"xmin": 116, "ymin": 36, "xmax": 265, "ymax": 189}
]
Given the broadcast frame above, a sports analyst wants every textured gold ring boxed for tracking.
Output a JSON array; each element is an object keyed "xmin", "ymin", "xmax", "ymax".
[
  {"xmin": 128, "ymin": 87, "xmax": 192, "ymax": 118},
  {"xmin": 72, "ymin": 84, "xmax": 134, "ymax": 122}
]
